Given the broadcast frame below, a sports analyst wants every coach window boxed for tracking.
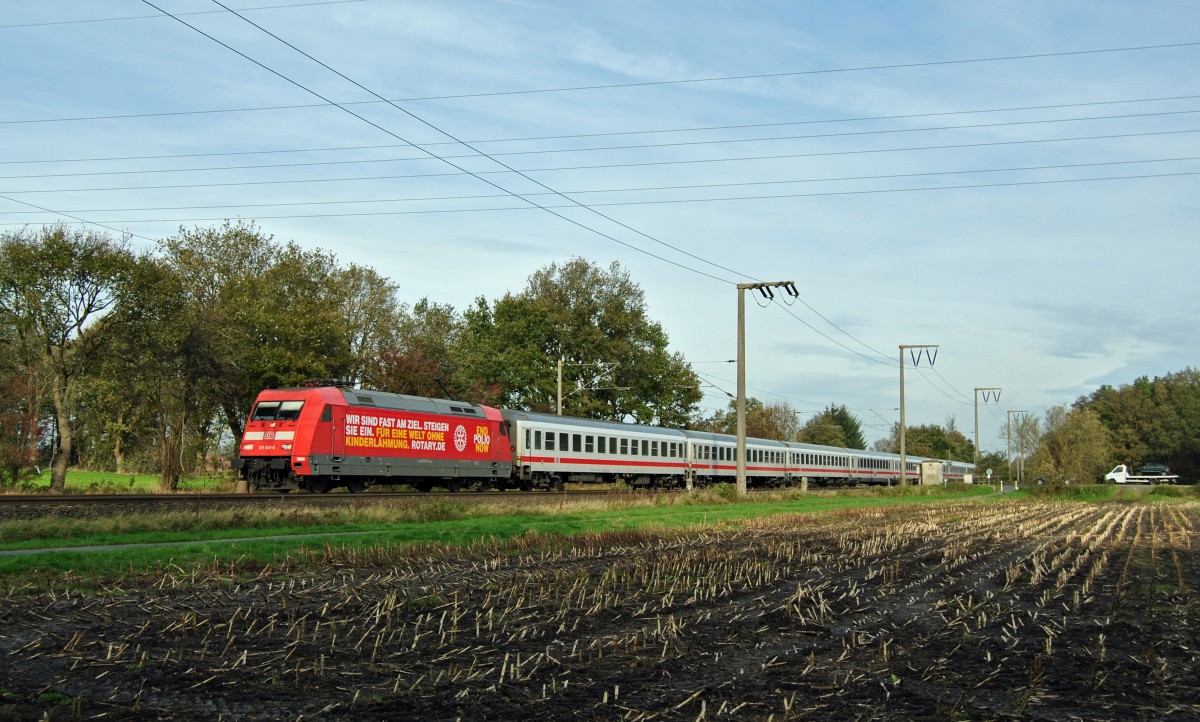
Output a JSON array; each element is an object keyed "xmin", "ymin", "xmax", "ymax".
[
  {"xmin": 621, "ymin": 438, "xmax": 629, "ymax": 455},
  {"xmin": 585, "ymin": 435, "xmax": 594, "ymax": 453},
  {"xmin": 560, "ymin": 433, "xmax": 568, "ymax": 451},
  {"xmin": 597, "ymin": 437, "xmax": 606, "ymax": 454},
  {"xmin": 641, "ymin": 440, "xmax": 649, "ymax": 456},
  {"xmin": 545, "ymin": 432, "xmax": 554, "ymax": 451},
  {"xmin": 572, "ymin": 434, "xmax": 581, "ymax": 452},
  {"xmin": 525, "ymin": 429, "xmax": 531, "ymax": 450},
  {"xmin": 650, "ymin": 441, "xmax": 658, "ymax": 457}
]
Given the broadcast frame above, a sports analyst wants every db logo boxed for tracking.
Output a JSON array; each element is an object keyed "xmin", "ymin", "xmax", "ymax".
[
  {"xmin": 473, "ymin": 425, "xmax": 492, "ymax": 453},
  {"xmin": 264, "ymin": 431, "xmax": 276, "ymax": 440}
]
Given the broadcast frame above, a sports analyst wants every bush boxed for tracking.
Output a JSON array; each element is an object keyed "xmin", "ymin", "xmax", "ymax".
[{"xmin": 1148, "ymin": 485, "xmax": 1198, "ymax": 499}]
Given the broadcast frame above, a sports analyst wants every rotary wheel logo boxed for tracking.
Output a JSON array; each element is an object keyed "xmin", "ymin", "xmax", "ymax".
[{"xmin": 454, "ymin": 425, "xmax": 468, "ymax": 452}]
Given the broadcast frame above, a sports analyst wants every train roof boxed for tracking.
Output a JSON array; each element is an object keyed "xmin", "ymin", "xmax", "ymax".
[
  {"xmin": 501, "ymin": 409, "xmax": 687, "ymax": 438},
  {"xmin": 265, "ymin": 386, "xmax": 489, "ymax": 419},
  {"xmin": 680, "ymin": 429, "xmax": 790, "ymax": 448}
]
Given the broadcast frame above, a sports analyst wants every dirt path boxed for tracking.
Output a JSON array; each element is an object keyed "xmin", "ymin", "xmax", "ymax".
[{"xmin": 2, "ymin": 500, "xmax": 1197, "ymax": 720}]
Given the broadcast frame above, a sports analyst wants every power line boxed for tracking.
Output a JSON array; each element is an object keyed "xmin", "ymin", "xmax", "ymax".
[
  {"xmin": 0, "ymin": 194, "xmax": 158, "ymax": 244},
  {"xmin": 6, "ymin": 108, "xmax": 1198, "ymax": 179},
  {"xmin": 0, "ymin": 1, "xmax": 373, "ymax": 30},
  {"xmin": 140, "ymin": 0, "xmax": 740, "ymax": 285},
  {"xmin": 6, "ymin": 128, "xmax": 1196, "ymax": 195},
  {"xmin": 696, "ymin": 371, "xmax": 822, "ymax": 407},
  {"xmin": 3, "ymin": 155, "xmax": 1194, "ymax": 215},
  {"xmin": 12, "ymin": 168, "xmax": 1193, "ymax": 225},
  {"xmin": 6, "ymin": 92, "xmax": 1198, "ymax": 165},
  {"xmin": 4, "ymin": 41, "xmax": 1199, "ymax": 123},
  {"xmin": 29, "ymin": 3, "xmax": 1195, "ymax": 423}
]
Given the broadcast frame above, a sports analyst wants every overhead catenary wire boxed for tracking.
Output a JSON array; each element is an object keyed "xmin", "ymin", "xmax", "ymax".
[
  {"xmin": 155, "ymin": 0, "xmax": 985, "ymax": 400},
  {"xmin": 5, "ymin": 91, "xmax": 1198, "ymax": 163},
  {"xmin": 138, "ymin": 0, "xmax": 741, "ymax": 286},
  {"xmin": 161, "ymin": 0, "xmax": 914, "ymax": 418},
  {"xmin": 12, "ymin": 169, "xmax": 1195, "ymax": 226},
  {"xmin": 6, "ymin": 128, "xmax": 1195, "ymax": 195},
  {"xmin": 0, "ymin": 0, "xmax": 373, "ymax": 31},
  {"xmin": 11, "ymin": 5, "xmax": 1190, "ymax": 422},
  {"xmin": 7, "ymin": 106, "xmax": 1200, "ymax": 174},
  {"xmin": 2, "ymin": 35, "xmax": 1197, "ymax": 119}
]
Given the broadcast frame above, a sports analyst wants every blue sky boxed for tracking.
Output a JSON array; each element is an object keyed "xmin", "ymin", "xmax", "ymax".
[{"xmin": 3, "ymin": 1, "xmax": 1198, "ymax": 448}]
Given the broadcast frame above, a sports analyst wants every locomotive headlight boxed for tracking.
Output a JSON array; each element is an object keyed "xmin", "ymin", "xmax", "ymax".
[{"xmin": 282, "ymin": 444, "xmax": 292, "ymax": 450}]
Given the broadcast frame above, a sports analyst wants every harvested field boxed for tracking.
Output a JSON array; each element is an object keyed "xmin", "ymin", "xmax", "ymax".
[{"xmin": 2, "ymin": 499, "xmax": 1198, "ymax": 720}]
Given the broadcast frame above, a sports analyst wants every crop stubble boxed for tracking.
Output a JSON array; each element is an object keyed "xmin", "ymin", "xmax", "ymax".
[{"xmin": 1, "ymin": 499, "xmax": 1198, "ymax": 720}]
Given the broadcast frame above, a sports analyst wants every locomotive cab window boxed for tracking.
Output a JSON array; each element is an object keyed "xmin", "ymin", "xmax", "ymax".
[{"xmin": 251, "ymin": 400, "xmax": 304, "ymax": 421}]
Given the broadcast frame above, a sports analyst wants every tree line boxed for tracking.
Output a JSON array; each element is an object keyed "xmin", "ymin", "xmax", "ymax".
[
  {"xmin": 3, "ymin": 223, "xmax": 1191, "ymax": 490},
  {"xmin": 0, "ymin": 224, "xmax": 705, "ymax": 491}
]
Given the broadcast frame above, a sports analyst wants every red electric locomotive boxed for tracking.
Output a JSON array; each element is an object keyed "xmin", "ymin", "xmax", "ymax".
[{"xmin": 234, "ymin": 386, "xmax": 512, "ymax": 493}]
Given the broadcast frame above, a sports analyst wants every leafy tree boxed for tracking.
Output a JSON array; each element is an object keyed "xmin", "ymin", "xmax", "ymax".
[
  {"xmin": 0, "ymin": 325, "xmax": 43, "ymax": 486},
  {"xmin": 105, "ymin": 253, "xmax": 196, "ymax": 488},
  {"xmin": 996, "ymin": 414, "xmax": 1042, "ymax": 480},
  {"xmin": 976, "ymin": 450, "xmax": 1009, "ymax": 483},
  {"xmin": 364, "ymin": 298, "xmax": 464, "ymax": 398},
  {"xmin": 697, "ymin": 398, "xmax": 802, "ymax": 441},
  {"xmin": 155, "ymin": 222, "xmax": 354, "ymax": 443},
  {"xmin": 462, "ymin": 258, "xmax": 701, "ymax": 423},
  {"xmin": 1027, "ymin": 405, "xmax": 1113, "ymax": 483},
  {"xmin": 334, "ymin": 264, "xmax": 402, "ymax": 386},
  {"xmin": 0, "ymin": 226, "xmax": 134, "ymax": 492},
  {"xmin": 797, "ymin": 405, "xmax": 866, "ymax": 448},
  {"xmin": 1080, "ymin": 369, "xmax": 1200, "ymax": 481},
  {"xmin": 873, "ymin": 421, "xmax": 974, "ymax": 461}
]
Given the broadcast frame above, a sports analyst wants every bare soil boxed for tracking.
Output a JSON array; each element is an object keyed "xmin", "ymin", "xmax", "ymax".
[{"xmin": 2, "ymin": 500, "xmax": 1198, "ymax": 721}]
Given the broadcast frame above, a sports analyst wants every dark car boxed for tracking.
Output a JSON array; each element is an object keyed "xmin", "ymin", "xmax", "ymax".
[{"xmin": 1134, "ymin": 463, "xmax": 1170, "ymax": 476}]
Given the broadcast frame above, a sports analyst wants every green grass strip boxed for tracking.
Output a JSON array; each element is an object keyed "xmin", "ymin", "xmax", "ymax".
[{"xmin": 0, "ymin": 486, "xmax": 1000, "ymax": 580}]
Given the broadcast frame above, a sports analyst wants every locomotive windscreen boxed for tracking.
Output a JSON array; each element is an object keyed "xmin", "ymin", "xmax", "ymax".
[{"xmin": 250, "ymin": 400, "xmax": 305, "ymax": 421}]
